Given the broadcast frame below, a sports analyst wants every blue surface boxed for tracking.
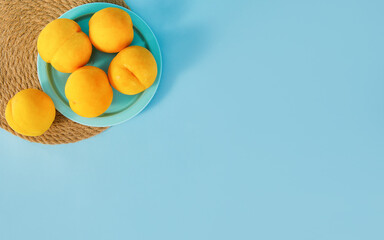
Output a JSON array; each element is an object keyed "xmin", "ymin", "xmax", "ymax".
[
  {"xmin": 38, "ymin": 3, "xmax": 162, "ymax": 127},
  {"xmin": 1, "ymin": 0, "xmax": 384, "ymax": 239}
]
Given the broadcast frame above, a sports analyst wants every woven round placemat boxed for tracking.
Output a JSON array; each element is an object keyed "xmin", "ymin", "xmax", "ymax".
[{"xmin": 0, "ymin": 0, "xmax": 129, "ymax": 144}]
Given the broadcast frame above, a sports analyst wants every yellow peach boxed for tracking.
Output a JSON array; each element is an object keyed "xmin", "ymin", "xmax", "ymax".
[
  {"xmin": 5, "ymin": 89, "xmax": 56, "ymax": 137},
  {"xmin": 37, "ymin": 18, "xmax": 92, "ymax": 73},
  {"xmin": 65, "ymin": 66, "xmax": 113, "ymax": 118},
  {"xmin": 89, "ymin": 7, "xmax": 134, "ymax": 53},
  {"xmin": 108, "ymin": 46, "xmax": 158, "ymax": 95}
]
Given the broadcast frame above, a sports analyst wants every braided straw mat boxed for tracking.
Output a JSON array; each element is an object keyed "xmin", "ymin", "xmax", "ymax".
[{"xmin": 0, "ymin": 0, "xmax": 130, "ymax": 144}]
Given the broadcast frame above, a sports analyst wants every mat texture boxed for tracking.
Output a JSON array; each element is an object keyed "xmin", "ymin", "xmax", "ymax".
[{"xmin": 0, "ymin": 0, "xmax": 129, "ymax": 144}]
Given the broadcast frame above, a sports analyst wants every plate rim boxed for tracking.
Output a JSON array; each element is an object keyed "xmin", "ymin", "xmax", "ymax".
[{"xmin": 37, "ymin": 2, "xmax": 162, "ymax": 127}]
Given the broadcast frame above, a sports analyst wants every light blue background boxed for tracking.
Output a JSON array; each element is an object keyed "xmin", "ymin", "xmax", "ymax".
[{"xmin": 1, "ymin": 0, "xmax": 384, "ymax": 239}]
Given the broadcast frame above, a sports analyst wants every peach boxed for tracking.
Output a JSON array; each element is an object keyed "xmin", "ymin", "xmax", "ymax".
[
  {"xmin": 89, "ymin": 7, "xmax": 134, "ymax": 53},
  {"xmin": 5, "ymin": 89, "xmax": 56, "ymax": 137},
  {"xmin": 108, "ymin": 46, "xmax": 158, "ymax": 95},
  {"xmin": 37, "ymin": 18, "xmax": 92, "ymax": 73},
  {"xmin": 65, "ymin": 66, "xmax": 113, "ymax": 118}
]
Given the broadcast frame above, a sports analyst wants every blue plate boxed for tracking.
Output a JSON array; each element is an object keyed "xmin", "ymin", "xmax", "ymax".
[{"xmin": 37, "ymin": 3, "xmax": 162, "ymax": 127}]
